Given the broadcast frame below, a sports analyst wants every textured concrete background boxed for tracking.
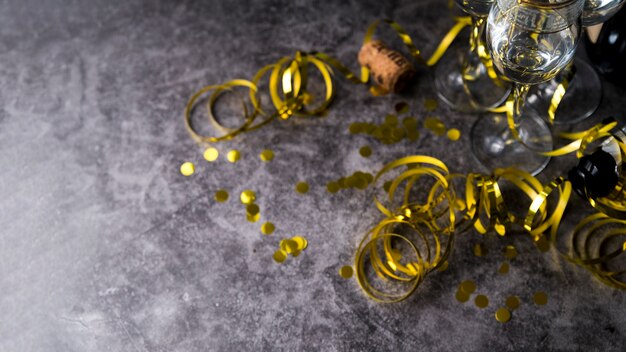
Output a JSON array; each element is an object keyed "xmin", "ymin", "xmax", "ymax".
[{"xmin": 1, "ymin": 0, "xmax": 626, "ymax": 351}]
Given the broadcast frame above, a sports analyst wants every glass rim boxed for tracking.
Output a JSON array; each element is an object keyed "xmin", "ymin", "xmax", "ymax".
[{"xmin": 518, "ymin": 0, "xmax": 581, "ymax": 9}]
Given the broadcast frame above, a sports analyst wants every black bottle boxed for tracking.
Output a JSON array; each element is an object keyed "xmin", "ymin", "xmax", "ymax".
[
  {"xmin": 568, "ymin": 124, "xmax": 624, "ymax": 199},
  {"xmin": 586, "ymin": 6, "xmax": 626, "ymax": 89}
]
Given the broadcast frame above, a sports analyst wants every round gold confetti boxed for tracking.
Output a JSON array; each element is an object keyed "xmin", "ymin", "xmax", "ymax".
[
  {"xmin": 474, "ymin": 295, "xmax": 489, "ymax": 308},
  {"xmin": 460, "ymin": 280, "xmax": 477, "ymax": 294},
  {"xmin": 533, "ymin": 291, "xmax": 548, "ymax": 306},
  {"xmin": 505, "ymin": 296, "xmax": 521, "ymax": 310},
  {"xmin": 295, "ymin": 182, "xmax": 309, "ymax": 194},
  {"xmin": 455, "ymin": 290, "xmax": 470, "ymax": 303},
  {"xmin": 326, "ymin": 181, "xmax": 340, "ymax": 193},
  {"xmin": 437, "ymin": 261, "xmax": 449, "ymax": 272},
  {"xmin": 498, "ymin": 262, "xmax": 510, "ymax": 275},
  {"xmin": 339, "ymin": 265, "xmax": 354, "ymax": 279},
  {"xmin": 292, "ymin": 236, "xmax": 308, "ymax": 250},
  {"xmin": 247, "ymin": 213, "xmax": 260, "ymax": 223},
  {"xmin": 395, "ymin": 102, "xmax": 409, "ymax": 114},
  {"xmin": 227, "ymin": 150, "xmax": 241, "ymax": 163},
  {"xmin": 447, "ymin": 128, "xmax": 461, "ymax": 141},
  {"xmin": 240, "ymin": 190, "xmax": 256, "ymax": 204},
  {"xmin": 280, "ymin": 239, "xmax": 299, "ymax": 254},
  {"xmin": 203, "ymin": 147, "xmax": 219, "ymax": 162},
  {"xmin": 473, "ymin": 243, "xmax": 487, "ymax": 257},
  {"xmin": 260, "ymin": 149, "xmax": 274, "ymax": 162},
  {"xmin": 359, "ymin": 146, "xmax": 372, "ymax": 158},
  {"xmin": 261, "ymin": 222, "xmax": 275, "ymax": 235},
  {"xmin": 214, "ymin": 189, "xmax": 229, "ymax": 202},
  {"xmin": 384, "ymin": 114, "xmax": 398, "ymax": 125},
  {"xmin": 504, "ymin": 245, "xmax": 518, "ymax": 259},
  {"xmin": 246, "ymin": 203, "xmax": 260, "ymax": 216},
  {"xmin": 424, "ymin": 117, "xmax": 446, "ymax": 136},
  {"xmin": 495, "ymin": 307, "xmax": 511, "ymax": 323},
  {"xmin": 273, "ymin": 249, "xmax": 287, "ymax": 263},
  {"xmin": 180, "ymin": 162, "xmax": 195, "ymax": 176},
  {"xmin": 424, "ymin": 98, "xmax": 438, "ymax": 111}
]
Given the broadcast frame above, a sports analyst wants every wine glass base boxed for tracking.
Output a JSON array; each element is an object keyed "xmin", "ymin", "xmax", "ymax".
[
  {"xmin": 470, "ymin": 111, "xmax": 553, "ymax": 176},
  {"xmin": 435, "ymin": 46, "xmax": 511, "ymax": 112},
  {"xmin": 530, "ymin": 58, "xmax": 602, "ymax": 125}
]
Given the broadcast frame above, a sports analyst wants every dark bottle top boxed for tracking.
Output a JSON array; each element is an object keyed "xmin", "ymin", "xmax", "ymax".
[{"xmin": 586, "ymin": 6, "xmax": 626, "ymax": 89}]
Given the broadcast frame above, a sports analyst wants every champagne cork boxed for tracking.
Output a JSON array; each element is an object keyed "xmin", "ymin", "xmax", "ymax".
[{"xmin": 358, "ymin": 40, "xmax": 416, "ymax": 93}]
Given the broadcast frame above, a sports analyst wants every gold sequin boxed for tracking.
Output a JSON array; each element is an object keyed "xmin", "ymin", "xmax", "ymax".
[
  {"xmin": 359, "ymin": 146, "xmax": 372, "ymax": 158},
  {"xmin": 273, "ymin": 249, "xmax": 287, "ymax": 263},
  {"xmin": 203, "ymin": 147, "xmax": 219, "ymax": 162},
  {"xmin": 327, "ymin": 181, "xmax": 340, "ymax": 193},
  {"xmin": 447, "ymin": 128, "xmax": 461, "ymax": 141},
  {"xmin": 339, "ymin": 265, "xmax": 354, "ymax": 279},
  {"xmin": 292, "ymin": 236, "xmax": 308, "ymax": 250},
  {"xmin": 424, "ymin": 98, "xmax": 438, "ymax": 111},
  {"xmin": 437, "ymin": 261, "xmax": 449, "ymax": 271},
  {"xmin": 214, "ymin": 189, "xmax": 229, "ymax": 202},
  {"xmin": 455, "ymin": 290, "xmax": 470, "ymax": 303},
  {"xmin": 280, "ymin": 239, "xmax": 299, "ymax": 254},
  {"xmin": 395, "ymin": 102, "xmax": 409, "ymax": 114},
  {"xmin": 505, "ymin": 296, "xmax": 520, "ymax": 310},
  {"xmin": 460, "ymin": 280, "xmax": 476, "ymax": 294},
  {"xmin": 498, "ymin": 262, "xmax": 510, "ymax": 274},
  {"xmin": 227, "ymin": 150, "xmax": 241, "ymax": 163},
  {"xmin": 240, "ymin": 190, "xmax": 256, "ymax": 204},
  {"xmin": 260, "ymin": 149, "xmax": 274, "ymax": 162},
  {"xmin": 424, "ymin": 117, "xmax": 446, "ymax": 136},
  {"xmin": 246, "ymin": 203, "xmax": 260, "ymax": 216},
  {"xmin": 296, "ymin": 182, "xmax": 310, "ymax": 194},
  {"xmin": 504, "ymin": 245, "xmax": 518, "ymax": 259},
  {"xmin": 384, "ymin": 114, "xmax": 398, "ymax": 126},
  {"xmin": 533, "ymin": 291, "xmax": 548, "ymax": 306},
  {"xmin": 474, "ymin": 295, "xmax": 489, "ymax": 308},
  {"xmin": 495, "ymin": 307, "xmax": 511, "ymax": 323},
  {"xmin": 473, "ymin": 243, "xmax": 487, "ymax": 257},
  {"xmin": 261, "ymin": 222, "xmax": 275, "ymax": 235},
  {"xmin": 180, "ymin": 162, "xmax": 195, "ymax": 176}
]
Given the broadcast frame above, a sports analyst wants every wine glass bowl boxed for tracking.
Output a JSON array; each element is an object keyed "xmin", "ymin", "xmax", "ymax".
[{"xmin": 583, "ymin": 0, "xmax": 626, "ymax": 26}]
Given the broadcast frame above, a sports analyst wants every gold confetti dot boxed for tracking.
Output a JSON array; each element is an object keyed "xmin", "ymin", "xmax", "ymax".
[
  {"xmin": 203, "ymin": 147, "xmax": 219, "ymax": 162},
  {"xmin": 424, "ymin": 117, "xmax": 446, "ymax": 136},
  {"xmin": 214, "ymin": 189, "xmax": 229, "ymax": 202},
  {"xmin": 533, "ymin": 291, "xmax": 548, "ymax": 306},
  {"xmin": 505, "ymin": 296, "xmax": 521, "ymax": 310},
  {"xmin": 180, "ymin": 162, "xmax": 195, "ymax": 176},
  {"xmin": 280, "ymin": 239, "xmax": 299, "ymax": 254},
  {"xmin": 327, "ymin": 181, "xmax": 340, "ymax": 193},
  {"xmin": 384, "ymin": 114, "xmax": 398, "ymax": 125},
  {"xmin": 460, "ymin": 280, "xmax": 477, "ymax": 294},
  {"xmin": 395, "ymin": 102, "xmax": 409, "ymax": 114},
  {"xmin": 474, "ymin": 295, "xmax": 489, "ymax": 308},
  {"xmin": 535, "ymin": 236, "xmax": 550, "ymax": 252},
  {"xmin": 240, "ymin": 190, "xmax": 256, "ymax": 204},
  {"xmin": 246, "ymin": 203, "xmax": 260, "ymax": 216},
  {"xmin": 292, "ymin": 236, "xmax": 308, "ymax": 250},
  {"xmin": 383, "ymin": 180, "xmax": 393, "ymax": 192},
  {"xmin": 504, "ymin": 245, "xmax": 518, "ymax": 259},
  {"xmin": 424, "ymin": 98, "xmax": 438, "ymax": 111},
  {"xmin": 455, "ymin": 290, "xmax": 470, "ymax": 303},
  {"xmin": 261, "ymin": 222, "xmax": 275, "ymax": 235},
  {"xmin": 273, "ymin": 249, "xmax": 287, "ymax": 263},
  {"xmin": 495, "ymin": 307, "xmax": 511, "ymax": 323},
  {"xmin": 339, "ymin": 265, "xmax": 353, "ymax": 279},
  {"xmin": 406, "ymin": 129, "xmax": 420, "ymax": 141},
  {"xmin": 498, "ymin": 262, "xmax": 510, "ymax": 275},
  {"xmin": 227, "ymin": 150, "xmax": 240, "ymax": 163},
  {"xmin": 296, "ymin": 182, "xmax": 309, "ymax": 194},
  {"xmin": 260, "ymin": 149, "xmax": 274, "ymax": 162},
  {"xmin": 447, "ymin": 128, "xmax": 461, "ymax": 141},
  {"xmin": 473, "ymin": 243, "xmax": 487, "ymax": 257},
  {"xmin": 437, "ymin": 261, "xmax": 449, "ymax": 271},
  {"xmin": 359, "ymin": 146, "xmax": 372, "ymax": 158}
]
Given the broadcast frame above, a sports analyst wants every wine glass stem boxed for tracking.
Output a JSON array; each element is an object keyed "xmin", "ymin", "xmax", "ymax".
[
  {"xmin": 511, "ymin": 83, "xmax": 530, "ymax": 133},
  {"xmin": 462, "ymin": 17, "xmax": 486, "ymax": 78}
]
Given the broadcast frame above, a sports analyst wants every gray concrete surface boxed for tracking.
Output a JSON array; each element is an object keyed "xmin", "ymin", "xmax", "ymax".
[{"xmin": 1, "ymin": 0, "xmax": 626, "ymax": 351}]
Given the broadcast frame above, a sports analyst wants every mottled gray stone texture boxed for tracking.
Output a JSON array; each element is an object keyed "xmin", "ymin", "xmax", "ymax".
[{"xmin": 1, "ymin": 0, "xmax": 626, "ymax": 351}]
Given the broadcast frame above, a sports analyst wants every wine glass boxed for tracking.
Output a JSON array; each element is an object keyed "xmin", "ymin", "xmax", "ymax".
[
  {"xmin": 434, "ymin": 0, "xmax": 511, "ymax": 112},
  {"xmin": 527, "ymin": 0, "xmax": 625, "ymax": 126},
  {"xmin": 470, "ymin": 0, "xmax": 584, "ymax": 175}
]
